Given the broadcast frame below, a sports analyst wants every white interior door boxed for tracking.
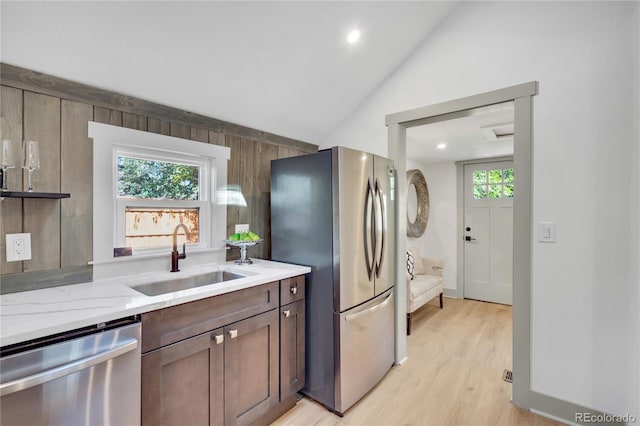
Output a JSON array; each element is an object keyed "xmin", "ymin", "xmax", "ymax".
[{"xmin": 463, "ymin": 160, "xmax": 514, "ymax": 305}]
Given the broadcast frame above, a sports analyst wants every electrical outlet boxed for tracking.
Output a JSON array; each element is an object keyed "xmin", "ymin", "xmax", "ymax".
[
  {"xmin": 6, "ymin": 233, "xmax": 31, "ymax": 262},
  {"xmin": 235, "ymin": 224, "xmax": 249, "ymax": 233}
]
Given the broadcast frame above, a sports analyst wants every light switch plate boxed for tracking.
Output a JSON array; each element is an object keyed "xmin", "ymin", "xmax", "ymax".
[
  {"xmin": 6, "ymin": 233, "xmax": 32, "ymax": 261},
  {"xmin": 235, "ymin": 224, "xmax": 249, "ymax": 233},
  {"xmin": 538, "ymin": 222, "xmax": 556, "ymax": 243}
]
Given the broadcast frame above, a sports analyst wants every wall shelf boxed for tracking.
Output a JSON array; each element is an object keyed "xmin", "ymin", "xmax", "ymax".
[{"xmin": 0, "ymin": 191, "xmax": 71, "ymax": 199}]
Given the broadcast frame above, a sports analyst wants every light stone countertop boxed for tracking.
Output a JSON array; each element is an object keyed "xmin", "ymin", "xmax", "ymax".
[{"xmin": 0, "ymin": 259, "xmax": 310, "ymax": 348}]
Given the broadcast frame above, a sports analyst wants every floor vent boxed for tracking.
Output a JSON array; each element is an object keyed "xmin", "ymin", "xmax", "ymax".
[{"xmin": 503, "ymin": 369, "xmax": 513, "ymax": 383}]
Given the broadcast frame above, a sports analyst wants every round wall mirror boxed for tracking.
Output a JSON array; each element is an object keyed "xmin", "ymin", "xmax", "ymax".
[
  {"xmin": 406, "ymin": 169, "xmax": 429, "ymax": 237},
  {"xmin": 407, "ymin": 183, "xmax": 418, "ymax": 223}
]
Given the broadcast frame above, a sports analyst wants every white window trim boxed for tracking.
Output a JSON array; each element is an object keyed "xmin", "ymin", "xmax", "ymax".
[{"xmin": 89, "ymin": 122, "xmax": 230, "ymax": 277}]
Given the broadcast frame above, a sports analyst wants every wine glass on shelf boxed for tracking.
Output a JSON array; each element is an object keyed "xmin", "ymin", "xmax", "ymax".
[
  {"xmin": 1, "ymin": 139, "xmax": 16, "ymax": 191},
  {"xmin": 23, "ymin": 140, "xmax": 40, "ymax": 192}
]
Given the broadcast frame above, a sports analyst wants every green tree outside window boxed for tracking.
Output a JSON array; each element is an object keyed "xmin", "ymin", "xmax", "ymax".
[{"xmin": 117, "ymin": 156, "xmax": 199, "ymax": 200}]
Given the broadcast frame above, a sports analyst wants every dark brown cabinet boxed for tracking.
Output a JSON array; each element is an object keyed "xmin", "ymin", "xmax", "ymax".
[
  {"xmin": 280, "ymin": 275, "xmax": 305, "ymax": 305},
  {"xmin": 279, "ymin": 274, "xmax": 306, "ymax": 403},
  {"xmin": 225, "ymin": 310, "xmax": 279, "ymax": 425},
  {"xmin": 140, "ymin": 281, "xmax": 279, "ymax": 354},
  {"xmin": 280, "ymin": 299, "xmax": 305, "ymax": 400},
  {"xmin": 141, "ymin": 276, "xmax": 306, "ymax": 426},
  {"xmin": 141, "ymin": 329, "xmax": 224, "ymax": 426}
]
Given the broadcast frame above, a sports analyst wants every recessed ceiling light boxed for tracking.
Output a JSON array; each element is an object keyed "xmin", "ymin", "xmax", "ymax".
[
  {"xmin": 347, "ymin": 29, "xmax": 361, "ymax": 44},
  {"xmin": 437, "ymin": 143, "xmax": 447, "ymax": 149}
]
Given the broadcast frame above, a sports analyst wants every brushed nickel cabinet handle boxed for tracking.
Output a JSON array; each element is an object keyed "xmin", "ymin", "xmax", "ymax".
[
  {"xmin": 290, "ymin": 286, "xmax": 298, "ymax": 295},
  {"xmin": 283, "ymin": 310, "xmax": 291, "ymax": 318},
  {"xmin": 228, "ymin": 329, "xmax": 238, "ymax": 339},
  {"xmin": 214, "ymin": 334, "xmax": 224, "ymax": 344}
]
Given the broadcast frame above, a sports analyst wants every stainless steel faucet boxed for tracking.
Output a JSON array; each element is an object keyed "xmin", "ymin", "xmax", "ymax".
[{"xmin": 170, "ymin": 224, "xmax": 191, "ymax": 272}]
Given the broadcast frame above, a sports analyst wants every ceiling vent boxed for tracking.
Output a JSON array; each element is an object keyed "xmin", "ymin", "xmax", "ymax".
[{"xmin": 480, "ymin": 122, "xmax": 514, "ymax": 141}]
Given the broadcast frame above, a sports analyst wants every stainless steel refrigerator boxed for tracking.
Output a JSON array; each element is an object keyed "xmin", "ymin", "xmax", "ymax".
[{"xmin": 271, "ymin": 146, "xmax": 395, "ymax": 415}]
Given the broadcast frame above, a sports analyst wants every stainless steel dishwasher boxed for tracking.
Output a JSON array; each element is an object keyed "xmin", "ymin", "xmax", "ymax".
[{"xmin": 0, "ymin": 317, "xmax": 141, "ymax": 426}]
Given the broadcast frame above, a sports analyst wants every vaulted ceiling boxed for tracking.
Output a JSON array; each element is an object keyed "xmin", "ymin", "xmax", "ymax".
[{"xmin": 1, "ymin": 1, "xmax": 458, "ymax": 144}]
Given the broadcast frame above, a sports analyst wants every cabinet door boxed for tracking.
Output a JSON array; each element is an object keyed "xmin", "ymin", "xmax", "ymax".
[
  {"xmin": 224, "ymin": 309, "xmax": 279, "ymax": 426},
  {"xmin": 142, "ymin": 329, "xmax": 224, "ymax": 426},
  {"xmin": 280, "ymin": 300, "xmax": 306, "ymax": 399}
]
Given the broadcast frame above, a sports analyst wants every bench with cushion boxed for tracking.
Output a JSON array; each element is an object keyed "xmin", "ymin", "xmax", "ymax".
[{"xmin": 406, "ymin": 248, "xmax": 444, "ymax": 335}]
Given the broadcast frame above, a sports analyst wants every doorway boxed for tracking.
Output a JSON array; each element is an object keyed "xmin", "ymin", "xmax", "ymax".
[{"xmin": 387, "ymin": 82, "xmax": 537, "ymax": 409}]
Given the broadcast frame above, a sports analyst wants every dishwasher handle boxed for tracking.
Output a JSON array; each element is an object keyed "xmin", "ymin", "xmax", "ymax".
[{"xmin": 0, "ymin": 338, "xmax": 138, "ymax": 397}]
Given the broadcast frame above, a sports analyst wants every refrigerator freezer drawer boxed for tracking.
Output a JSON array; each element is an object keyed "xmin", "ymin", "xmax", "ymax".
[{"xmin": 335, "ymin": 288, "xmax": 394, "ymax": 414}]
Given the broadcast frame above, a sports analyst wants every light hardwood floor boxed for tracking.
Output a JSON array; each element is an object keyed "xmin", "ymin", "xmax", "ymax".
[{"xmin": 273, "ymin": 297, "xmax": 562, "ymax": 426}]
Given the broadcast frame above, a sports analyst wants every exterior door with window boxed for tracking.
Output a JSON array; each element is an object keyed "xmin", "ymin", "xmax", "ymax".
[{"xmin": 463, "ymin": 160, "xmax": 514, "ymax": 305}]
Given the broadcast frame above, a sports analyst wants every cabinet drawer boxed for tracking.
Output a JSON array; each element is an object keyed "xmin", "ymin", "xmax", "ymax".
[
  {"xmin": 142, "ymin": 281, "xmax": 279, "ymax": 353},
  {"xmin": 280, "ymin": 275, "xmax": 305, "ymax": 305}
]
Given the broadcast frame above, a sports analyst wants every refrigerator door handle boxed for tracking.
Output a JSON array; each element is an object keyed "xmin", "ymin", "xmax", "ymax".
[
  {"xmin": 364, "ymin": 178, "xmax": 374, "ymax": 280},
  {"xmin": 344, "ymin": 291, "xmax": 393, "ymax": 322},
  {"xmin": 374, "ymin": 179, "xmax": 385, "ymax": 278}
]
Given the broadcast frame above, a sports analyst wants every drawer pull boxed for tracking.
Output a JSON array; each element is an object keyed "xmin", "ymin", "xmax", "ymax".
[
  {"xmin": 283, "ymin": 310, "xmax": 291, "ymax": 318},
  {"xmin": 228, "ymin": 329, "xmax": 238, "ymax": 339},
  {"xmin": 290, "ymin": 286, "xmax": 298, "ymax": 295},
  {"xmin": 214, "ymin": 334, "xmax": 224, "ymax": 344}
]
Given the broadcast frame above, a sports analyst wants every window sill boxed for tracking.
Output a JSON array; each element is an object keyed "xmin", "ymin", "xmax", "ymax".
[{"xmin": 89, "ymin": 246, "xmax": 227, "ymax": 265}]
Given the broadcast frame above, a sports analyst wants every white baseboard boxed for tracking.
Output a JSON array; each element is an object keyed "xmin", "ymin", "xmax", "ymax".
[
  {"xmin": 529, "ymin": 391, "xmax": 628, "ymax": 425},
  {"xmin": 444, "ymin": 288, "xmax": 458, "ymax": 298},
  {"xmin": 395, "ymin": 356, "xmax": 408, "ymax": 366}
]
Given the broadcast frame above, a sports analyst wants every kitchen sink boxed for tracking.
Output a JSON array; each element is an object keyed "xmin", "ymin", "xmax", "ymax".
[{"xmin": 132, "ymin": 271, "xmax": 246, "ymax": 296}]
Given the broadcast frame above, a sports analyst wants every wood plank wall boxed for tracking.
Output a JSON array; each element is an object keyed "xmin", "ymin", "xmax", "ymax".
[{"xmin": 0, "ymin": 65, "xmax": 316, "ymax": 280}]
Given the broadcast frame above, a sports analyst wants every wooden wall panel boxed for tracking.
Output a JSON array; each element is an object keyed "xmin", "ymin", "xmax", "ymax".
[
  {"xmin": 208, "ymin": 130, "xmax": 225, "ymax": 147},
  {"xmin": 61, "ymin": 100, "xmax": 93, "ymax": 268},
  {"xmin": 148, "ymin": 118, "xmax": 171, "ymax": 135},
  {"xmin": 190, "ymin": 127, "xmax": 209, "ymax": 143},
  {"xmin": 24, "ymin": 92, "xmax": 60, "ymax": 193},
  {"xmin": 238, "ymin": 138, "xmax": 255, "ymax": 229},
  {"xmin": 23, "ymin": 199, "xmax": 60, "ymax": 272},
  {"xmin": 23, "ymin": 92, "xmax": 61, "ymax": 271},
  {"xmin": 171, "ymin": 122, "xmax": 190, "ymax": 139},
  {"xmin": 123, "ymin": 112, "xmax": 148, "ymax": 131},
  {"xmin": 225, "ymin": 135, "xmax": 242, "ymax": 260},
  {"xmin": 225, "ymin": 137, "xmax": 307, "ymax": 261},
  {"xmin": 252, "ymin": 142, "xmax": 279, "ymax": 259},
  {"xmin": 0, "ymin": 86, "xmax": 23, "ymax": 193},
  {"xmin": 0, "ymin": 85, "xmax": 24, "ymax": 274},
  {"xmin": 278, "ymin": 146, "xmax": 293, "ymax": 159},
  {"xmin": 94, "ymin": 106, "xmax": 122, "ymax": 126}
]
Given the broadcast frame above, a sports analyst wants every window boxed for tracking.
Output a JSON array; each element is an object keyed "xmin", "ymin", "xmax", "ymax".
[
  {"xmin": 115, "ymin": 148, "xmax": 209, "ymax": 252},
  {"xmin": 473, "ymin": 168, "xmax": 514, "ymax": 199},
  {"xmin": 89, "ymin": 121, "xmax": 230, "ymax": 268}
]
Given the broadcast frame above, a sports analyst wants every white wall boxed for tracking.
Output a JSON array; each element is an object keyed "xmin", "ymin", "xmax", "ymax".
[
  {"xmin": 406, "ymin": 159, "xmax": 457, "ymax": 292},
  {"xmin": 630, "ymin": 1, "xmax": 640, "ymax": 417},
  {"xmin": 321, "ymin": 1, "xmax": 638, "ymax": 417}
]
